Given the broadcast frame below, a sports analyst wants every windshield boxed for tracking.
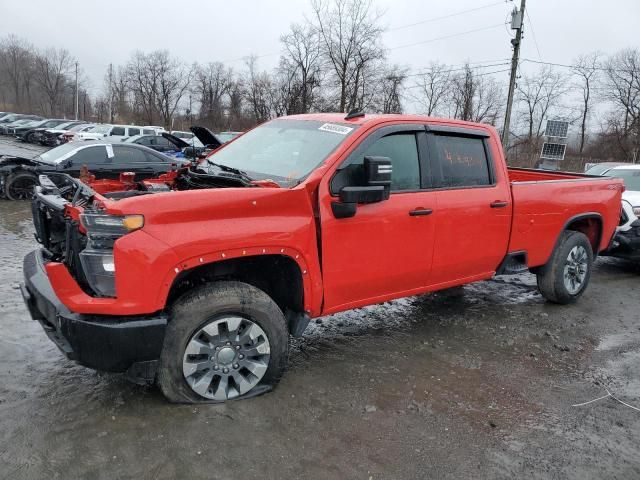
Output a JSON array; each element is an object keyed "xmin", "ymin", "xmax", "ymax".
[
  {"xmin": 606, "ymin": 169, "xmax": 640, "ymax": 191},
  {"xmin": 91, "ymin": 125, "xmax": 112, "ymax": 134},
  {"xmin": 206, "ymin": 119, "xmax": 357, "ymax": 184},
  {"xmin": 586, "ymin": 164, "xmax": 617, "ymax": 175},
  {"xmin": 70, "ymin": 124, "xmax": 92, "ymax": 132},
  {"xmin": 35, "ymin": 143, "xmax": 85, "ymax": 165},
  {"xmin": 216, "ymin": 132, "xmax": 240, "ymax": 143}
]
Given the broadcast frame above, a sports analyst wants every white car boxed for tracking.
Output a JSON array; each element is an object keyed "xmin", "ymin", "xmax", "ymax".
[
  {"xmin": 602, "ymin": 199, "xmax": 640, "ymax": 262},
  {"xmin": 143, "ymin": 126, "xmax": 166, "ymax": 134},
  {"xmin": 604, "ymin": 165, "xmax": 640, "ymax": 217},
  {"xmin": 76, "ymin": 124, "xmax": 156, "ymax": 141}
]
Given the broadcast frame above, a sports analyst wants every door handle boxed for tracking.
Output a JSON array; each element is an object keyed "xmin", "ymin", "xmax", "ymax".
[
  {"xmin": 409, "ymin": 208, "xmax": 433, "ymax": 216},
  {"xmin": 490, "ymin": 200, "xmax": 509, "ymax": 208}
]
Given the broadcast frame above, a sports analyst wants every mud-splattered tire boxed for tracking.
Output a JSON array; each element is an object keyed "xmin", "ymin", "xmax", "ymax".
[
  {"xmin": 5, "ymin": 171, "xmax": 38, "ymax": 200},
  {"xmin": 536, "ymin": 231, "xmax": 593, "ymax": 304},
  {"xmin": 157, "ymin": 281, "xmax": 289, "ymax": 403}
]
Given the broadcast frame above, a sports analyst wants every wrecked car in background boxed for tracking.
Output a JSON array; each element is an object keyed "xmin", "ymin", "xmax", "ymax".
[
  {"xmin": 0, "ymin": 142, "xmax": 188, "ymax": 200},
  {"xmin": 15, "ymin": 119, "xmax": 68, "ymax": 143}
]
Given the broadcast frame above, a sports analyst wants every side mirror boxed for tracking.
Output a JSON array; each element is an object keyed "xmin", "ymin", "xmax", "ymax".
[{"xmin": 332, "ymin": 156, "xmax": 392, "ymax": 219}]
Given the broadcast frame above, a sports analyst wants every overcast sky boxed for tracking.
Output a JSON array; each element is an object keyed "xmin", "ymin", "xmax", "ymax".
[{"xmin": 1, "ymin": 0, "xmax": 639, "ymax": 99}]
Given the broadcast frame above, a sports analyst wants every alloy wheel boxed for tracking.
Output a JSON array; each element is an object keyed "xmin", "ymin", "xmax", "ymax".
[
  {"xmin": 182, "ymin": 316, "xmax": 270, "ymax": 400},
  {"xmin": 563, "ymin": 245, "xmax": 588, "ymax": 294}
]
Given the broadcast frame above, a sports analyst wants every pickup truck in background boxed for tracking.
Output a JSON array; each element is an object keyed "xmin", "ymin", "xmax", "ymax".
[{"xmin": 21, "ymin": 113, "xmax": 623, "ymax": 403}]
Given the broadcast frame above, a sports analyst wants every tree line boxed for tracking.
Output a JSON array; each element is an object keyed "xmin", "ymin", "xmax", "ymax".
[{"xmin": 0, "ymin": 0, "xmax": 638, "ymax": 164}]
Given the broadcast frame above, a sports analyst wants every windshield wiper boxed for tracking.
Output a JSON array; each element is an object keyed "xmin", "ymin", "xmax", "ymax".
[{"xmin": 207, "ymin": 160, "xmax": 253, "ymax": 183}]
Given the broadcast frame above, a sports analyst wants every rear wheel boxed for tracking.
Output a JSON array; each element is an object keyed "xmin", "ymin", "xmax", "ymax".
[
  {"xmin": 25, "ymin": 132, "xmax": 36, "ymax": 143},
  {"xmin": 5, "ymin": 172, "xmax": 38, "ymax": 200},
  {"xmin": 536, "ymin": 231, "xmax": 593, "ymax": 304},
  {"xmin": 157, "ymin": 281, "xmax": 289, "ymax": 403}
]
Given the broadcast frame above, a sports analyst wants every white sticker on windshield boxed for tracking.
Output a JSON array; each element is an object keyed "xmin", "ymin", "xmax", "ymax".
[
  {"xmin": 105, "ymin": 143, "xmax": 114, "ymax": 158},
  {"xmin": 318, "ymin": 123, "xmax": 353, "ymax": 135}
]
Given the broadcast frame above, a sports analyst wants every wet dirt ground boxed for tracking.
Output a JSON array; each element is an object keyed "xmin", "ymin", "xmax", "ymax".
[{"xmin": 1, "ymin": 137, "xmax": 639, "ymax": 479}]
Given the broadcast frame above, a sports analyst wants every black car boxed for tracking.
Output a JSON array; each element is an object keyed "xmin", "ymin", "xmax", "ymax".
[
  {"xmin": 124, "ymin": 132, "xmax": 190, "ymax": 154},
  {"xmin": 39, "ymin": 121, "xmax": 89, "ymax": 147},
  {"xmin": 0, "ymin": 142, "xmax": 189, "ymax": 200},
  {"xmin": 14, "ymin": 119, "xmax": 68, "ymax": 142}
]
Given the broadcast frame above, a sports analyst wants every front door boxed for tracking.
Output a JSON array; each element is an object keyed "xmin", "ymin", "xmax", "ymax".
[{"xmin": 319, "ymin": 125, "xmax": 438, "ymax": 313}]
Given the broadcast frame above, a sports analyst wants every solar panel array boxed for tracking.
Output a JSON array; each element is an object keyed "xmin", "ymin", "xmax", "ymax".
[
  {"xmin": 544, "ymin": 120, "xmax": 569, "ymax": 138},
  {"xmin": 540, "ymin": 143, "xmax": 567, "ymax": 161}
]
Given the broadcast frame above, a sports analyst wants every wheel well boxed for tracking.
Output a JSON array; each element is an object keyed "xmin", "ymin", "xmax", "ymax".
[
  {"xmin": 566, "ymin": 216, "xmax": 602, "ymax": 253},
  {"xmin": 166, "ymin": 255, "xmax": 304, "ymax": 317}
]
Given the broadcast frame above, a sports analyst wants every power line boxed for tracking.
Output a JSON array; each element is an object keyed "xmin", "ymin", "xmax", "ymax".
[
  {"xmin": 388, "ymin": 23, "xmax": 508, "ymax": 51},
  {"xmin": 405, "ymin": 61, "xmax": 511, "ymax": 78},
  {"xmin": 409, "ymin": 57, "xmax": 511, "ymax": 74},
  {"xmin": 388, "ymin": 1, "xmax": 509, "ymax": 31},
  {"xmin": 524, "ymin": 9, "xmax": 542, "ymax": 60},
  {"xmin": 521, "ymin": 58, "xmax": 634, "ymax": 73},
  {"xmin": 405, "ymin": 67, "xmax": 512, "ymax": 90}
]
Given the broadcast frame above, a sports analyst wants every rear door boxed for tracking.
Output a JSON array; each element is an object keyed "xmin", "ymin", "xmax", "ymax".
[
  {"xmin": 63, "ymin": 145, "xmax": 110, "ymax": 177},
  {"xmin": 319, "ymin": 124, "xmax": 438, "ymax": 313},
  {"xmin": 109, "ymin": 145, "xmax": 159, "ymax": 179},
  {"xmin": 426, "ymin": 126, "xmax": 512, "ymax": 285}
]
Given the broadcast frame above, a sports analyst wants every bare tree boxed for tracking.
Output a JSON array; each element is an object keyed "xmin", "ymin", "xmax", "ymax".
[
  {"xmin": 411, "ymin": 62, "xmax": 451, "ymax": 116},
  {"xmin": 601, "ymin": 48, "xmax": 640, "ymax": 161},
  {"xmin": 126, "ymin": 50, "xmax": 193, "ymax": 128},
  {"xmin": 573, "ymin": 52, "xmax": 601, "ymax": 153},
  {"xmin": 516, "ymin": 66, "xmax": 568, "ymax": 146},
  {"xmin": 375, "ymin": 65, "xmax": 406, "ymax": 113},
  {"xmin": 449, "ymin": 65, "xmax": 504, "ymax": 124},
  {"xmin": 194, "ymin": 62, "xmax": 232, "ymax": 128},
  {"xmin": 310, "ymin": 0, "xmax": 384, "ymax": 112},
  {"xmin": 244, "ymin": 56, "xmax": 273, "ymax": 123},
  {"xmin": 0, "ymin": 35, "xmax": 34, "ymax": 111},
  {"xmin": 33, "ymin": 47, "xmax": 74, "ymax": 116},
  {"xmin": 280, "ymin": 23, "xmax": 323, "ymax": 113}
]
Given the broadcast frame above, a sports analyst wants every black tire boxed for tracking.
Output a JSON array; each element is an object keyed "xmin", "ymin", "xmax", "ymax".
[
  {"xmin": 536, "ymin": 231, "xmax": 593, "ymax": 304},
  {"xmin": 25, "ymin": 132, "xmax": 36, "ymax": 143},
  {"xmin": 5, "ymin": 171, "xmax": 38, "ymax": 201},
  {"xmin": 157, "ymin": 281, "xmax": 289, "ymax": 403}
]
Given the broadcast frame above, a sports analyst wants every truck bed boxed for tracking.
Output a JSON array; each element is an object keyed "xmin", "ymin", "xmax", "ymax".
[{"xmin": 506, "ymin": 167, "xmax": 623, "ymax": 267}]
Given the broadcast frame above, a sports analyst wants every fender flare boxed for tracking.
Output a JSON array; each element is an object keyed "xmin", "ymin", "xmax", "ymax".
[
  {"xmin": 534, "ymin": 212, "xmax": 603, "ymax": 273},
  {"xmin": 157, "ymin": 246, "xmax": 322, "ymax": 315}
]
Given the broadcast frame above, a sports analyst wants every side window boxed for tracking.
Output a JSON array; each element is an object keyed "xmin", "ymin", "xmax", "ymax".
[
  {"xmin": 110, "ymin": 126, "xmax": 126, "ymax": 136},
  {"xmin": 111, "ymin": 146, "xmax": 148, "ymax": 164},
  {"xmin": 143, "ymin": 150, "xmax": 165, "ymax": 163},
  {"xmin": 431, "ymin": 135, "xmax": 492, "ymax": 188},
  {"xmin": 128, "ymin": 127, "xmax": 140, "ymax": 136},
  {"xmin": 135, "ymin": 136, "xmax": 151, "ymax": 146},
  {"xmin": 156, "ymin": 137, "xmax": 172, "ymax": 148},
  {"xmin": 142, "ymin": 129, "xmax": 155, "ymax": 135},
  {"xmin": 69, "ymin": 146, "xmax": 108, "ymax": 166},
  {"xmin": 362, "ymin": 133, "xmax": 420, "ymax": 191}
]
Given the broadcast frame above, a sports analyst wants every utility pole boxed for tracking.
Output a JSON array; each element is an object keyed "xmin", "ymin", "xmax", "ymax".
[
  {"xmin": 74, "ymin": 61, "xmax": 79, "ymax": 120},
  {"xmin": 501, "ymin": 0, "xmax": 526, "ymax": 149},
  {"xmin": 108, "ymin": 63, "xmax": 114, "ymax": 123}
]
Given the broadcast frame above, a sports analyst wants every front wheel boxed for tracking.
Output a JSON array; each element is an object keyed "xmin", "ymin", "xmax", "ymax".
[
  {"xmin": 5, "ymin": 172, "xmax": 38, "ymax": 200},
  {"xmin": 536, "ymin": 231, "xmax": 593, "ymax": 304},
  {"xmin": 157, "ymin": 281, "xmax": 289, "ymax": 403}
]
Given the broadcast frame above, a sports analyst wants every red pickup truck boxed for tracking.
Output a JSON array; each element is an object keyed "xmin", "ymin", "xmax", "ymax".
[{"xmin": 22, "ymin": 113, "xmax": 623, "ymax": 403}]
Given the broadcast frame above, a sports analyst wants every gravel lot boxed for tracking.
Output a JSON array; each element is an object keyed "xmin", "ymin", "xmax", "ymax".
[{"xmin": 1, "ymin": 136, "xmax": 639, "ymax": 479}]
